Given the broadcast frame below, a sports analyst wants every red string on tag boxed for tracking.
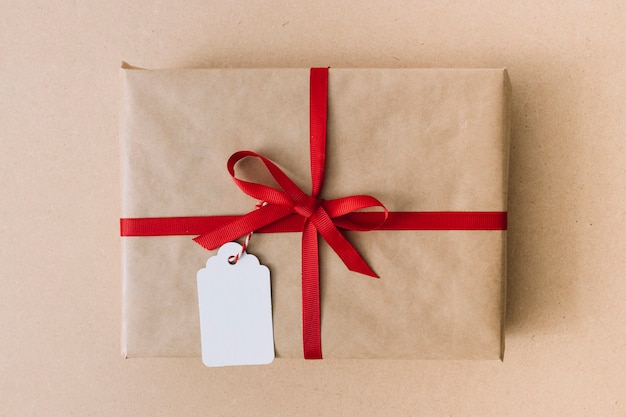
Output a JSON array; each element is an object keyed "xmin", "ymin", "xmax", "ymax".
[{"xmin": 227, "ymin": 202, "xmax": 267, "ymax": 265}]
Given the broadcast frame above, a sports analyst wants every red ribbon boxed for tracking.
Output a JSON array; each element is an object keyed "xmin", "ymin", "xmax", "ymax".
[
  {"xmin": 195, "ymin": 68, "xmax": 387, "ymax": 359},
  {"xmin": 120, "ymin": 67, "xmax": 508, "ymax": 359},
  {"xmin": 121, "ymin": 212, "xmax": 508, "ymax": 236}
]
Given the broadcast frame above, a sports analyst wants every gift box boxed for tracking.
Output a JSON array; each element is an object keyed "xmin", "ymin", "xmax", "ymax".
[{"xmin": 120, "ymin": 65, "xmax": 510, "ymax": 360}]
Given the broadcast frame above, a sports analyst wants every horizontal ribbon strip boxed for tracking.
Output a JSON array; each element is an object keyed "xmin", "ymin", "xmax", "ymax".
[{"xmin": 120, "ymin": 212, "xmax": 508, "ymax": 236}]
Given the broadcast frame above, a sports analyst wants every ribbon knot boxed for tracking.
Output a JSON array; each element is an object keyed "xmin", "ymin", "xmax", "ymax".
[{"xmin": 293, "ymin": 196, "xmax": 322, "ymax": 218}]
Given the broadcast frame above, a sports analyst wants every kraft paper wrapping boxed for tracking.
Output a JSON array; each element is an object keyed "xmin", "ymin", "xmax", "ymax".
[{"xmin": 120, "ymin": 66, "xmax": 510, "ymax": 359}]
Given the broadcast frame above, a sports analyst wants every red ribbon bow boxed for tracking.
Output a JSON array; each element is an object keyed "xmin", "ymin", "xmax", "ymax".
[
  {"xmin": 193, "ymin": 151, "xmax": 388, "ymax": 277},
  {"xmin": 193, "ymin": 68, "xmax": 386, "ymax": 359}
]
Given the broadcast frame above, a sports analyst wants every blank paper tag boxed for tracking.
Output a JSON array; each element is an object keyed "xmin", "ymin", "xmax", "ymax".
[{"xmin": 197, "ymin": 242, "xmax": 275, "ymax": 367}]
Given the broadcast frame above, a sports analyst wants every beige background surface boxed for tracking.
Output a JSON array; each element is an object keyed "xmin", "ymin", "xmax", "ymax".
[{"xmin": 1, "ymin": 1, "xmax": 624, "ymax": 415}]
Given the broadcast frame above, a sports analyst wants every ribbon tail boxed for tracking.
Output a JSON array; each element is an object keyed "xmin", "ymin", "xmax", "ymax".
[
  {"xmin": 301, "ymin": 220, "xmax": 322, "ymax": 359},
  {"xmin": 193, "ymin": 204, "xmax": 293, "ymax": 250},
  {"xmin": 311, "ymin": 209, "xmax": 379, "ymax": 278}
]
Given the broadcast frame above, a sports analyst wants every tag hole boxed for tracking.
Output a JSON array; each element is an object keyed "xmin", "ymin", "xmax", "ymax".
[{"xmin": 228, "ymin": 255, "xmax": 238, "ymax": 265}]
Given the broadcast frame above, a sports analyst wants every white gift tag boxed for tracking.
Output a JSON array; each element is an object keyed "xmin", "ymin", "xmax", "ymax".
[{"xmin": 197, "ymin": 242, "xmax": 275, "ymax": 367}]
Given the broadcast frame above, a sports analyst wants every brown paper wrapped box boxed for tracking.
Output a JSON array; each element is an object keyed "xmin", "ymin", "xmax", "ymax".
[{"xmin": 120, "ymin": 66, "xmax": 510, "ymax": 360}]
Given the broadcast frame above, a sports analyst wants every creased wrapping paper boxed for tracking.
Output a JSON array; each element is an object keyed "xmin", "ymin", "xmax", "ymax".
[{"xmin": 120, "ymin": 66, "xmax": 510, "ymax": 359}]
